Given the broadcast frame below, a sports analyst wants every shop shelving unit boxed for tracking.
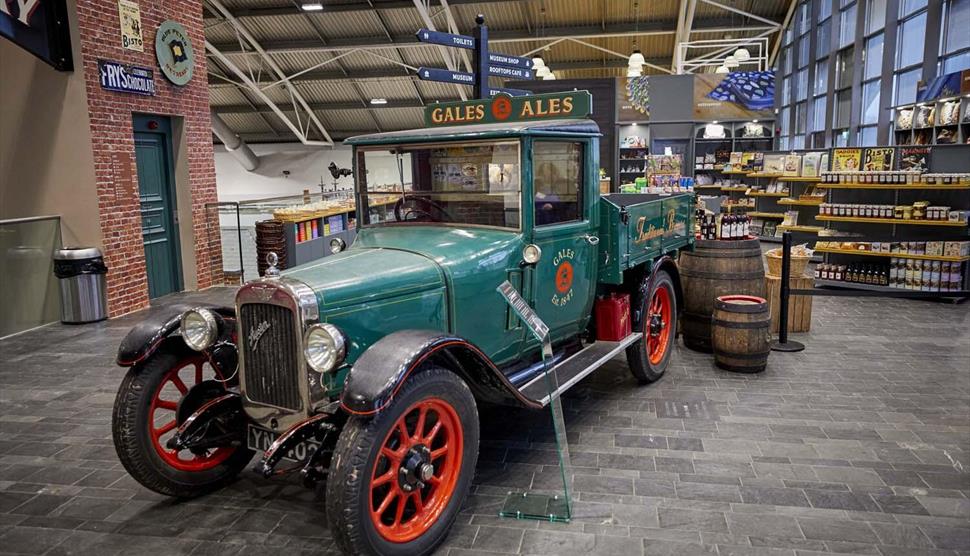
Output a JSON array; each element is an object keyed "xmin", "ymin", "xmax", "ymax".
[
  {"xmin": 814, "ymin": 145, "xmax": 970, "ymax": 299},
  {"xmin": 891, "ymin": 95, "xmax": 970, "ymax": 147}
]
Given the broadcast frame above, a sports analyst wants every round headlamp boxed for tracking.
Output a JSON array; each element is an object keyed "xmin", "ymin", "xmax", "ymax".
[
  {"xmin": 180, "ymin": 308, "xmax": 218, "ymax": 351},
  {"xmin": 329, "ymin": 237, "xmax": 346, "ymax": 254},
  {"xmin": 303, "ymin": 323, "xmax": 346, "ymax": 373},
  {"xmin": 523, "ymin": 244, "xmax": 542, "ymax": 264}
]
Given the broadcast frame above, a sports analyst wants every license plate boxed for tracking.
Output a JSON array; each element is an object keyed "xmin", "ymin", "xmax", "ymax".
[{"xmin": 247, "ymin": 425, "xmax": 320, "ymax": 462}]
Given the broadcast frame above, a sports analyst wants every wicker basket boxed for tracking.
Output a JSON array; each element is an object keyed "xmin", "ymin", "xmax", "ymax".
[{"xmin": 765, "ymin": 249, "xmax": 810, "ymax": 278}]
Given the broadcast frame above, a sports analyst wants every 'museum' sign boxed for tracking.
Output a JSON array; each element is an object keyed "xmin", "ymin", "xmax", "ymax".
[
  {"xmin": 425, "ymin": 91, "xmax": 592, "ymax": 127},
  {"xmin": 98, "ymin": 59, "xmax": 156, "ymax": 96}
]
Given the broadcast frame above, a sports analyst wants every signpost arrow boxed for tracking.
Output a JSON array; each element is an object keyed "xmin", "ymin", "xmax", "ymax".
[
  {"xmin": 488, "ymin": 53, "xmax": 532, "ymax": 69},
  {"xmin": 488, "ymin": 65, "xmax": 533, "ymax": 79},
  {"xmin": 415, "ymin": 28, "xmax": 475, "ymax": 49},
  {"xmin": 490, "ymin": 87, "xmax": 531, "ymax": 97},
  {"xmin": 417, "ymin": 67, "xmax": 475, "ymax": 85}
]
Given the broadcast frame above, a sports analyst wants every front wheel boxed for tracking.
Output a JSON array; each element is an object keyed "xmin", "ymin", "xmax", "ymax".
[
  {"xmin": 626, "ymin": 270, "xmax": 677, "ymax": 384},
  {"xmin": 111, "ymin": 346, "xmax": 254, "ymax": 498},
  {"xmin": 326, "ymin": 367, "xmax": 479, "ymax": 556}
]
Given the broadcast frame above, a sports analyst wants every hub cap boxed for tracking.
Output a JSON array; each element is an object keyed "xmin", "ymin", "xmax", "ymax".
[
  {"xmin": 647, "ymin": 284, "xmax": 672, "ymax": 365},
  {"xmin": 147, "ymin": 355, "xmax": 235, "ymax": 472},
  {"xmin": 369, "ymin": 398, "xmax": 462, "ymax": 543}
]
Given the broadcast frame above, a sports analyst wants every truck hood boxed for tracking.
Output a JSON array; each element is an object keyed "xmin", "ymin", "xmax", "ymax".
[{"xmin": 281, "ymin": 247, "xmax": 445, "ymax": 310}]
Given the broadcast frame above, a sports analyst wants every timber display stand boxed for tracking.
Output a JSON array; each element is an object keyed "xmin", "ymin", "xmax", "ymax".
[{"xmin": 765, "ymin": 273, "xmax": 814, "ymax": 333}]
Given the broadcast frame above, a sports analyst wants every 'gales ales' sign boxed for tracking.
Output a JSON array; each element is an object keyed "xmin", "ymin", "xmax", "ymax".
[{"xmin": 424, "ymin": 91, "xmax": 592, "ymax": 127}]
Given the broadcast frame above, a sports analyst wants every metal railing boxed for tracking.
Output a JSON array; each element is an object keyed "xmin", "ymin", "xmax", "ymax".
[{"xmin": 204, "ymin": 189, "xmax": 355, "ymax": 284}]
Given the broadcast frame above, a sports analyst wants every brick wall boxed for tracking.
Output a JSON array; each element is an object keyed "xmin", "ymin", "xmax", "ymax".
[{"xmin": 75, "ymin": 0, "xmax": 220, "ymax": 317}]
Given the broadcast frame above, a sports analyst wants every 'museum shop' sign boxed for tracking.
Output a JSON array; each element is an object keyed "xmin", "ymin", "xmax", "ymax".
[{"xmin": 425, "ymin": 91, "xmax": 592, "ymax": 127}]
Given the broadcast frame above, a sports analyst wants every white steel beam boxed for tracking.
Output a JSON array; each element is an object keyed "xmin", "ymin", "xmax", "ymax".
[
  {"xmin": 698, "ymin": 0, "xmax": 781, "ymax": 27},
  {"xmin": 204, "ymin": 0, "xmax": 333, "ymax": 145},
  {"xmin": 412, "ymin": 0, "xmax": 467, "ymax": 101},
  {"xmin": 566, "ymin": 37, "xmax": 673, "ymax": 74},
  {"xmin": 440, "ymin": 0, "xmax": 473, "ymax": 73},
  {"xmin": 770, "ymin": 0, "xmax": 799, "ymax": 65}
]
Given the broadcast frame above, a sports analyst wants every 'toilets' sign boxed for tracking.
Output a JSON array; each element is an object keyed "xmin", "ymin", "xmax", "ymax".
[{"xmin": 424, "ymin": 90, "xmax": 592, "ymax": 127}]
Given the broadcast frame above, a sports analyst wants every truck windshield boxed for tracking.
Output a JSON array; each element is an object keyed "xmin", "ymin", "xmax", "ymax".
[{"xmin": 356, "ymin": 140, "xmax": 521, "ymax": 230}]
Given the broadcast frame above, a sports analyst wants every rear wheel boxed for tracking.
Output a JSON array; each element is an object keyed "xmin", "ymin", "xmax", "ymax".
[
  {"xmin": 627, "ymin": 270, "xmax": 677, "ymax": 384},
  {"xmin": 112, "ymin": 346, "xmax": 254, "ymax": 498},
  {"xmin": 326, "ymin": 367, "xmax": 479, "ymax": 556}
]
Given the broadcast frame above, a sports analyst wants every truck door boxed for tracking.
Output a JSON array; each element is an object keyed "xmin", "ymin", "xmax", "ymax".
[{"xmin": 527, "ymin": 139, "xmax": 598, "ymax": 345}]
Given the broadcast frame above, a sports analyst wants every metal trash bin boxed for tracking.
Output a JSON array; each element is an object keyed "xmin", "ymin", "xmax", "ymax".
[{"xmin": 53, "ymin": 247, "xmax": 108, "ymax": 324}]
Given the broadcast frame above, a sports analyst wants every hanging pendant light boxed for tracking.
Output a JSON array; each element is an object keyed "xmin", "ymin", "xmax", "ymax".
[
  {"xmin": 627, "ymin": 67, "xmax": 642, "ymax": 77},
  {"xmin": 536, "ymin": 65, "xmax": 551, "ymax": 78},
  {"xmin": 543, "ymin": 72, "xmax": 557, "ymax": 80},
  {"xmin": 532, "ymin": 55, "xmax": 546, "ymax": 69},
  {"xmin": 715, "ymin": 65, "xmax": 730, "ymax": 74},
  {"xmin": 725, "ymin": 55, "xmax": 739, "ymax": 68},
  {"xmin": 734, "ymin": 47, "xmax": 751, "ymax": 62},
  {"xmin": 629, "ymin": 48, "xmax": 646, "ymax": 68}
]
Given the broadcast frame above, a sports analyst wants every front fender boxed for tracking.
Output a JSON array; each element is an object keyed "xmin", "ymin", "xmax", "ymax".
[
  {"xmin": 116, "ymin": 304, "xmax": 235, "ymax": 366},
  {"xmin": 340, "ymin": 330, "xmax": 542, "ymax": 416}
]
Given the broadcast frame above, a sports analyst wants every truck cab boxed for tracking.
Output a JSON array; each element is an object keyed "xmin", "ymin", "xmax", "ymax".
[{"xmin": 111, "ymin": 91, "xmax": 693, "ymax": 556}]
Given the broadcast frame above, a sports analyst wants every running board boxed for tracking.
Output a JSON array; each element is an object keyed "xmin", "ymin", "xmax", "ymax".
[{"xmin": 518, "ymin": 332, "xmax": 642, "ymax": 407}]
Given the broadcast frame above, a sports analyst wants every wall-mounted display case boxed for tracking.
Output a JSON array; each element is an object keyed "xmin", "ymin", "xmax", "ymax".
[{"xmin": 892, "ymin": 95, "xmax": 970, "ymax": 146}]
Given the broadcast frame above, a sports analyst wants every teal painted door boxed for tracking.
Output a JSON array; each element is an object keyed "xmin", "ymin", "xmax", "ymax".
[
  {"xmin": 133, "ymin": 115, "xmax": 182, "ymax": 298},
  {"xmin": 528, "ymin": 140, "xmax": 598, "ymax": 344}
]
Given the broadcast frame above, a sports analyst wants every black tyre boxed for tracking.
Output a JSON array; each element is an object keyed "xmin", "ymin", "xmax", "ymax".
[
  {"xmin": 111, "ymin": 346, "xmax": 254, "ymax": 498},
  {"xmin": 326, "ymin": 367, "xmax": 479, "ymax": 556},
  {"xmin": 626, "ymin": 270, "xmax": 677, "ymax": 384}
]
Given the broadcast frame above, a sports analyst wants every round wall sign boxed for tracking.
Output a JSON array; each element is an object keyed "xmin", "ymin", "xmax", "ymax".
[{"xmin": 155, "ymin": 20, "xmax": 194, "ymax": 86}]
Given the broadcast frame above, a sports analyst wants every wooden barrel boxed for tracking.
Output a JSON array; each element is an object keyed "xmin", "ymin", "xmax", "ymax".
[
  {"xmin": 712, "ymin": 295, "xmax": 770, "ymax": 373},
  {"xmin": 679, "ymin": 238, "xmax": 766, "ymax": 352}
]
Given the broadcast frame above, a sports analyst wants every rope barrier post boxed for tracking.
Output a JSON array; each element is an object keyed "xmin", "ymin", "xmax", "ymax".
[{"xmin": 770, "ymin": 231, "xmax": 805, "ymax": 352}]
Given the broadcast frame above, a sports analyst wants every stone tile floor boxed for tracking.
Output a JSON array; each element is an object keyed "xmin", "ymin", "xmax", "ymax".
[{"xmin": 0, "ymin": 288, "xmax": 968, "ymax": 555}]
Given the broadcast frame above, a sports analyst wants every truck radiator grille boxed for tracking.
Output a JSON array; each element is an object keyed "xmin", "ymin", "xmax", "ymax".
[{"xmin": 240, "ymin": 303, "xmax": 303, "ymax": 411}]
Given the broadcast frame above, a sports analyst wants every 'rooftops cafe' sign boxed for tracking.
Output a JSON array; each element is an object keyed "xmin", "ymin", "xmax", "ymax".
[{"xmin": 425, "ymin": 91, "xmax": 592, "ymax": 127}]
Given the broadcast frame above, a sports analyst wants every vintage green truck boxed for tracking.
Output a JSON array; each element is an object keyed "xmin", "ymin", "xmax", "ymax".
[{"xmin": 111, "ymin": 91, "xmax": 694, "ymax": 556}]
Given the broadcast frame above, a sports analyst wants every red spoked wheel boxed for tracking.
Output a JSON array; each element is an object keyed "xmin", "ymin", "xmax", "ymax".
[
  {"xmin": 147, "ymin": 354, "xmax": 235, "ymax": 472},
  {"xmin": 647, "ymin": 283, "xmax": 673, "ymax": 365},
  {"xmin": 627, "ymin": 269, "xmax": 678, "ymax": 384},
  {"xmin": 326, "ymin": 367, "xmax": 479, "ymax": 556},
  {"xmin": 369, "ymin": 398, "xmax": 463, "ymax": 543},
  {"xmin": 113, "ymin": 346, "xmax": 254, "ymax": 498}
]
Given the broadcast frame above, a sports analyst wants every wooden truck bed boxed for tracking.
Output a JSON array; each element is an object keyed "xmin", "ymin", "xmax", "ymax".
[{"xmin": 597, "ymin": 193, "xmax": 694, "ymax": 284}]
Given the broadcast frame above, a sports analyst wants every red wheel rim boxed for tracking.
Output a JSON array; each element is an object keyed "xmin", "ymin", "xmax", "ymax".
[
  {"xmin": 369, "ymin": 397, "xmax": 463, "ymax": 543},
  {"xmin": 647, "ymin": 284, "xmax": 672, "ymax": 365},
  {"xmin": 147, "ymin": 354, "xmax": 235, "ymax": 472}
]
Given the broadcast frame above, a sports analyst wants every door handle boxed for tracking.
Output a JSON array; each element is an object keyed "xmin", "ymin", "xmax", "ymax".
[{"xmin": 584, "ymin": 235, "xmax": 600, "ymax": 246}]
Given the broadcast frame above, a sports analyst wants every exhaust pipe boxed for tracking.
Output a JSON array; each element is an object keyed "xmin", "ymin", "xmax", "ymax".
[{"xmin": 211, "ymin": 111, "xmax": 260, "ymax": 171}]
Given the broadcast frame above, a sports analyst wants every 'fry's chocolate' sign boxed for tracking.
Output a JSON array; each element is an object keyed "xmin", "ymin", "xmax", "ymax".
[{"xmin": 425, "ymin": 91, "xmax": 592, "ymax": 127}]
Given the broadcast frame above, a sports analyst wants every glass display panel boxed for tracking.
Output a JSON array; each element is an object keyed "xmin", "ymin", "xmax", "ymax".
[
  {"xmin": 837, "ymin": 47, "xmax": 855, "ymax": 89},
  {"xmin": 815, "ymin": 59, "xmax": 829, "ymax": 95},
  {"xmin": 812, "ymin": 96, "xmax": 827, "ymax": 132},
  {"xmin": 944, "ymin": 0, "xmax": 969, "ymax": 54},
  {"xmin": 839, "ymin": 4, "xmax": 857, "ymax": 48},
  {"xmin": 864, "ymin": 33, "xmax": 884, "ymax": 79},
  {"xmin": 861, "ymin": 80, "xmax": 881, "ymax": 124},
  {"xmin": 358, "ymin": 141, "xmax": 521, "ymax": 230},
  {"xmin": 894, "ymin": 67, "xmax": 921, "ymax": 105},
  {"xmin": 0, "ymin": 217, "xmax": 62, "ymax": 338},
  {"xmin": 867, "ymin": 0, "xmax": 887, "ymax": 33},
  {"xmin": 942, "ymin": 50, "xmax": 970, "ymax": 73},
  {"xmin": 896, "ymin": 12, "xmax": 927, "ymax": 69},
  {"xmin": 858, "ymin": 125, "xmax": 878, "ymax": 146},
  {"xmin": 817, "ymin": 20, "xmax": 832, "ymax": 57},
  {"xmin": 900, "ymin": 0, "xmax": 927, "ymax": 16},
  {"xmin": 796, "ymin": 68, "xmax": 808, "ymax": 101},
  {"xmin": 795, "ymin": 101, "xmax": 808, "ymax": 134}
]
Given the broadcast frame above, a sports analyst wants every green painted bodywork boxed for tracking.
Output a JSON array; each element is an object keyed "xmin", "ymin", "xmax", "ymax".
[
  {"xmin": 278, "ymin": 117, "xmax": 694, "ymax": 394},
  {"xmin": 597, "ymin": 194, "xmax": 695, "ymax": 285}
]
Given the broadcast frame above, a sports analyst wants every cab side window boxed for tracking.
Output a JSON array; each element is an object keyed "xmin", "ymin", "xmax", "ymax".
[{"xmin": 533, "ymin": 141, "xmax": 583, "ymax": 226}]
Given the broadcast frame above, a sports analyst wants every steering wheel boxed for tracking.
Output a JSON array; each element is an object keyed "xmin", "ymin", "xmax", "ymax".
[{"xmin": 393, "ymin": 196, "xmax": 456, "ymax": 223}]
